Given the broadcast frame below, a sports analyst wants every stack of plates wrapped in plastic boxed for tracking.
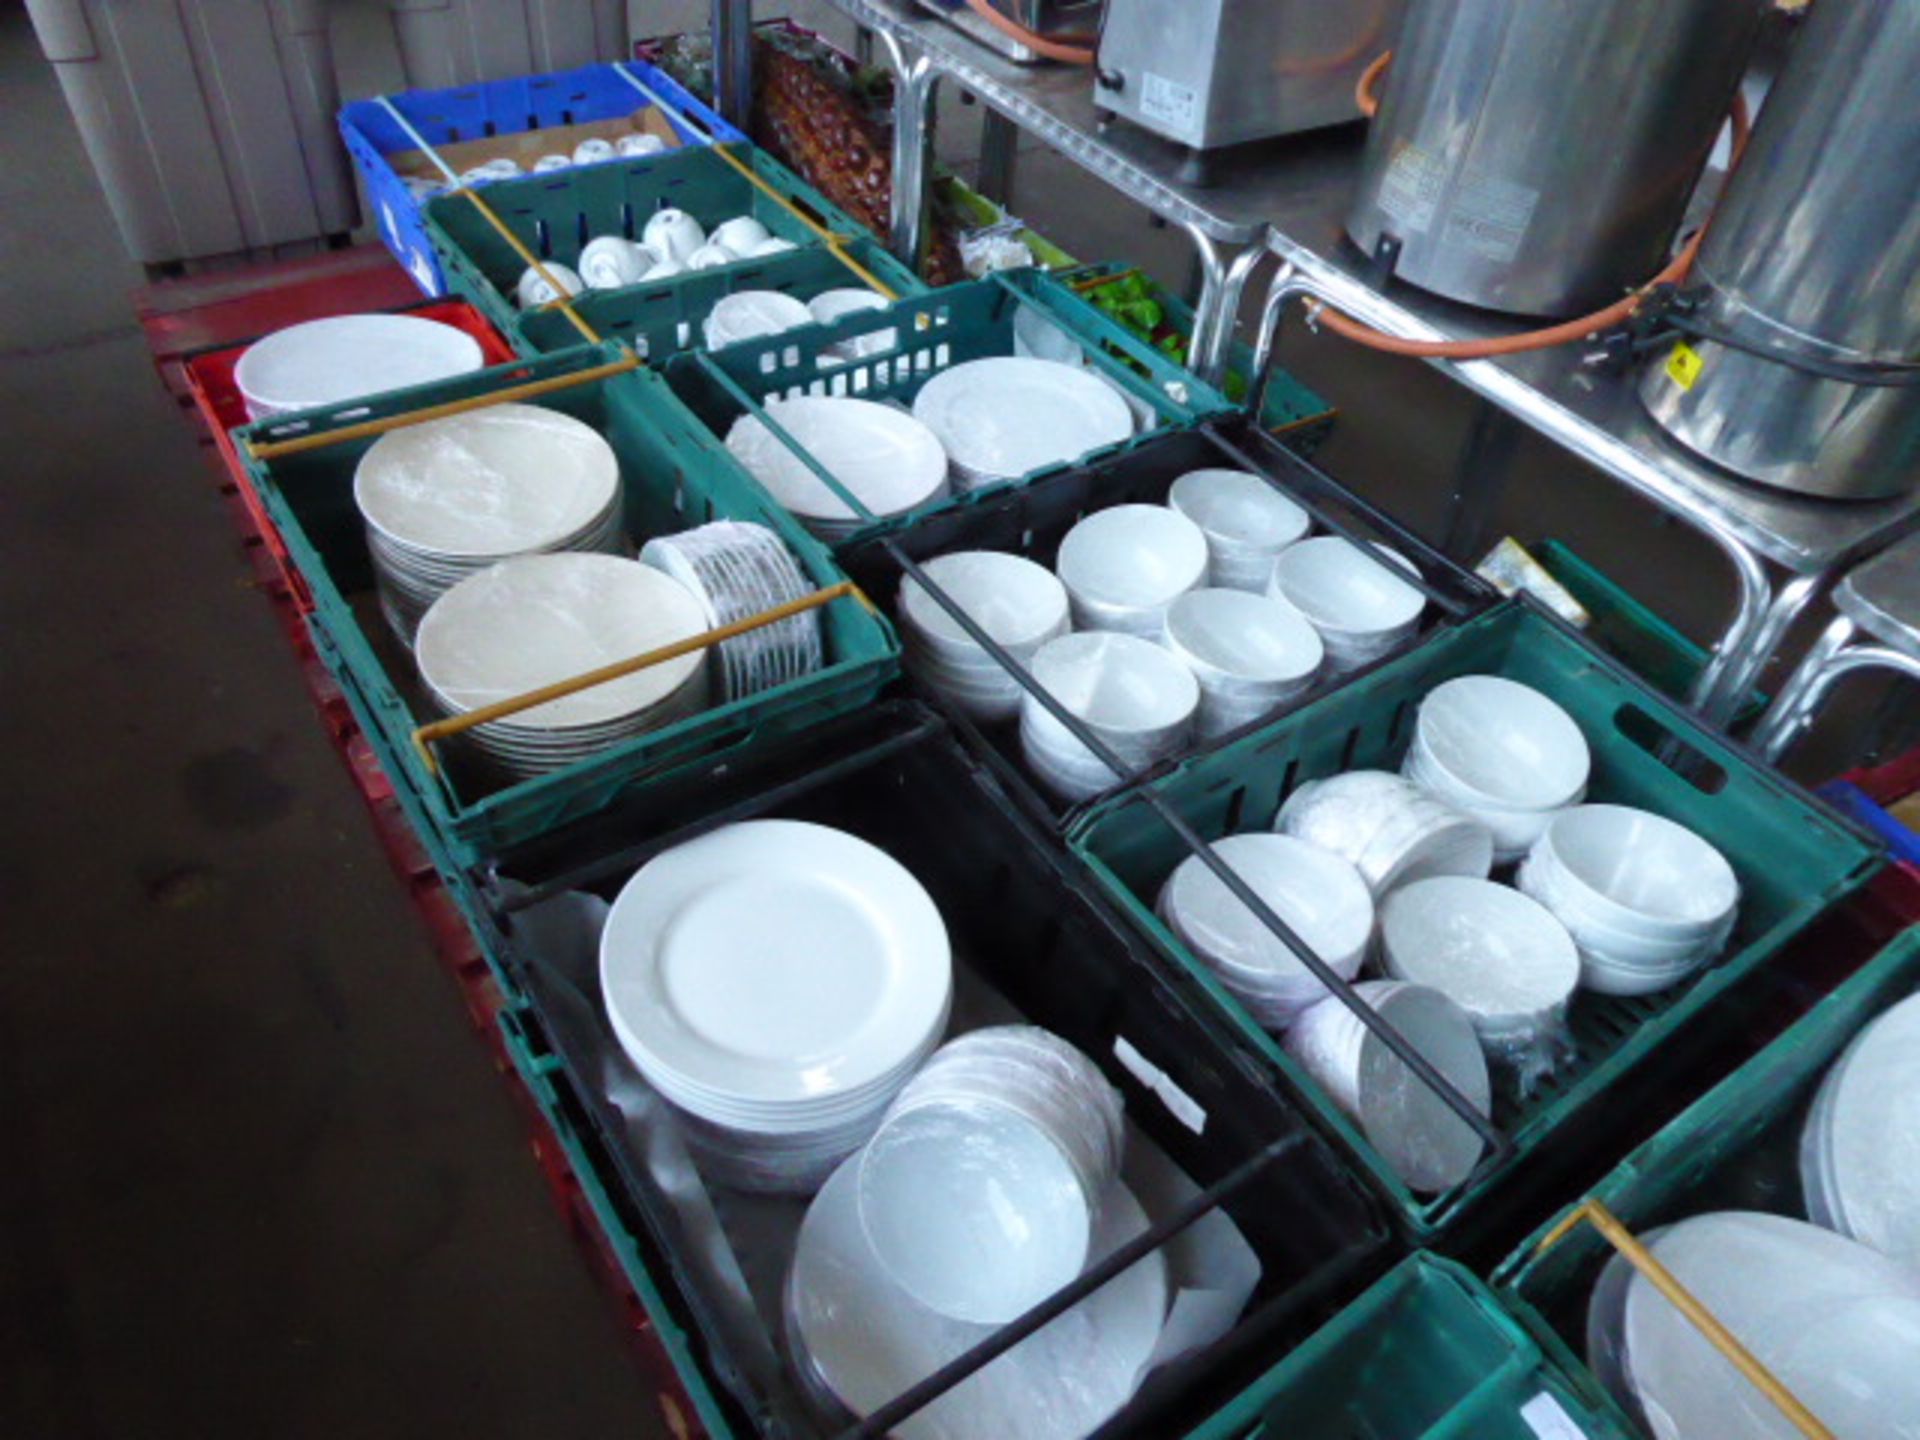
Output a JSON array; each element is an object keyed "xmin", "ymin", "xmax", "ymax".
[
  {"xmin": 640, "ymin": 521, "xmax": 823, "ymax": 701},
  {"xmin": 413, "ymin": 553, "xmax": 710, "ymax": 779},
  {"xmin": 910, "ymin": 357, "xmax": 1136, "ymax": 494},
  {"xmin": 353, "ymin": 403, "xmax": 626, "ymax": 642},
  {"xmin": 599, "ymin": 820, "xmax": 953, "ymax": 1194},
  {"xmin": 725, "ymin": 396, "xmax": 950, "ymax": 542}
]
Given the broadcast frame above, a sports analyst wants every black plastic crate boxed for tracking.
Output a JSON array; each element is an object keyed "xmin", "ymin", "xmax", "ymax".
[
  {"xmin": 480, "ymin": 704, "xmax": 1395, "ymax": 1440},
  {"xmin": 836, "ymin": 416, "xmax": 1499, "ymax": 832}
]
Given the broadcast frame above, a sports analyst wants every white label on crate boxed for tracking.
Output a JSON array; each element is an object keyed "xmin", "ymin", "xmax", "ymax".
[
  {"xmin": 1114, "ymin": 1036, "xmax": 1208, "ymax": 1134},
  {"xmin": 1520, "ymin": 1392, "xmax": 1591, "ymax": 1440},
  {"xmin": 1140, "ymin": 71, "xmax": 1200, "ymax": 133}
]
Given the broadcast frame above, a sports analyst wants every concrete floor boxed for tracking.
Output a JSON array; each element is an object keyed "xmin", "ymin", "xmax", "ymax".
[{"xmin": 0, "ymin": 4, "xmax": 1904, "ymax": 1438}]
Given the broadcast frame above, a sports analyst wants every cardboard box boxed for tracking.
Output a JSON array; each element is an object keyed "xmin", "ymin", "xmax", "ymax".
[{"xmin": 384, "ymin": 107, "xmax": 683, "ymax": 184}]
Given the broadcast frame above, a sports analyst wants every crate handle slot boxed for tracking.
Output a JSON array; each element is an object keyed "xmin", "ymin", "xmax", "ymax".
[
  {"xmin": 609, "ymin": 63, "xmax": 899, "ymax": 301},
  {"xmin": 1613, "ymin": 703, "xmax": 1730, "ymax": 795},
  {"xmin": 1536, "ymin": 1198, "xmax": 1834, "ymax": 1439},
  {"xmin": 373, "ymin": 95, "xmax": 603, "ymax": 347},
  {"xmin": 882, "ymin": 539, "xmax": 1508, "ymax": 1161},
  {"xmin": 243, "ymin": 351, "xmax": 641, "ymax": 461},
  {"xmin": 409, "ymin": 582, "xmax": 876, "ymax": 775}
]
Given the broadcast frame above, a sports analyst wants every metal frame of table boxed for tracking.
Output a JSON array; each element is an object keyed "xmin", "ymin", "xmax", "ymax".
[{"xmin": 708, "ymin": 0, "xmax": 1920, "ymax": 729}]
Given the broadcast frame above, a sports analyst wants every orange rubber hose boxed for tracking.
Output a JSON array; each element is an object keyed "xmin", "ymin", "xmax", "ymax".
[
  {"xmin": 1319, "ymin": 89, "xmax": 1753, "ymax": 358},
  {"xmin": 1356, "ymin": 51, "xmax": 1391, "ymax": 117},
  {"xmin": 963, "ymin": 0, "xmax": 1096, "ymax": 65}
]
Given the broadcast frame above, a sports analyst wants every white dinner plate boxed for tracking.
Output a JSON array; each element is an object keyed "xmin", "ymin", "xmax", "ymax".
[
  {"xmin": 235, "ymin": 314, "xmax": 485, "ymax": 417},
  {"xmin": 726, "ymin": 397, "xmax": 948, "ymax": 526},
  {"xmin": 600, "ymin": 820, "xmax": 952, "ymax": 1105}
]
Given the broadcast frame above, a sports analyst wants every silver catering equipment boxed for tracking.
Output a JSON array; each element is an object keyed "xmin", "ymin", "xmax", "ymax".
[
  {"xmin": 1093, "ymin": 0, "xmax": 1404, "ymax": 159},
  {"xmin": 912, "ymin": 0, "xmax": 1106, "ymax": 65},
  {"xmin": 1346, "ymin": 0, "xmax": 1762, "ymax": 318},
  {"xmin": 1640, "ymin": 0, "xmax": 1920, "ymax": 502}
]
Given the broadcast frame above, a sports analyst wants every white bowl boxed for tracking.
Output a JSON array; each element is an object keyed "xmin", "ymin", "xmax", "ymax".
[
  {"xmin": 1379, "ymin": 877, "xmax": 1580, "ymax": 1038},
  {"xmin": 749, "ymin": 236, "xmax": 799, "ymax": 257},
  {"xmin": 1167, "ymin": 468, "xmax": 1311, "ymax": 592},
  {"xmin": 1162, "ymin": 588, "xmax": 1323, "ymax": 693},
  {"xmin": 899, "ymin": 551, "xmax": 1071, "ymax": 664},
  {"xmin": 1159, "ymin": 834, "xmax": 1374, "ymax": 1027},
  {"xmin": 711, "ymin": 214, "xmax": 773, "ymax": 256},
  {"xmin": 686, "ymin": 243, "xmax": 735, "ymax": 271},
  {"xmin": 1270, "ymin": 537, "xmax": 1425, "ymax": 642},
  {"xmin": 1402, "ymin": 744, "xmax": 1580, "ymax": 863},
  {"xmin": 515, "ymin": 262, "xmax": 584, "ymax": 308},
  {"xmin": 1019, "ymin": 633, "xmax": 1197, "ymax": 798},
  {"xmin": 1801, "ymin": 993, "xmax": 1920, "ymax": 1269},
  {"xmin": 642, "ymin": 208, "xmax": 706, "ymax": 263},
  {"xmin": 1057, "ymin": 505, "xmax": 1210, "ymax": 637},
  {"xmin": 1411, "ymin": 676, "xmax": 1591, "ymax": 813},
  {"xmin": 578, "ymin": 235, "xmax": 653, "ymax": 290},
  {"xmin": 702, "ymin": 289, "xmax": 813, "ymax": 349},
  {"xmin": 1528, "ymin": 804, "xmax": 1738, "ymax": 935}
]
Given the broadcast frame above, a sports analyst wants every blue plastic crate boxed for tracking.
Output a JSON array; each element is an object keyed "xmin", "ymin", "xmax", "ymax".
[{"xmin": 340, "ymin": 61, "xmax": 742, "ymax": 297}]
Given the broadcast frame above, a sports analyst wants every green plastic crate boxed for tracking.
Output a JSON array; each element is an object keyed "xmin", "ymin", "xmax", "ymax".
[
  {"xmin": 238, "ymin": 344, "xmax": 898, "ymax": 874},
  {"xmin": 664, "ymin": 267, "xmax": 1236, "ymax": 549},
  {"xmin": 424, "ymin": 143, "xmax": 873, "ymax": 340},
  {"xmin": 1496, "ymin": 924, "xmax": 1920, "ymax": 1434},
  {"xmin": 1061, "ymin": 263, "xmax": 1338, "ymax": 448},
  {"xmin": 935, "ymin": 172, "xmax": 1081, "ymax": 271},
  {"xmin": 1189, "ymin": 1253, "xmax": 1636, "ymax": 1439},
  {"xmin": 1073, "ymin": 600, "xmax": 1882, "ymax": 1242},
  {"xmin": 1537, "ymin": 539, "xmax": 1766, "ymax": 722},
  {"xmin": 512, "ymin": 233, "xmax": 925, "ymax": 357}
]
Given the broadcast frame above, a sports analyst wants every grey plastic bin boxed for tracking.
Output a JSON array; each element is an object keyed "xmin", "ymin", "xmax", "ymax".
[
  {"xmin": 25, "ymin": 0, "xmax": 357, "ymax": 271},
  {"xmin": 384, "ymin": 0, "xmax": 629, "ymax": 88}
]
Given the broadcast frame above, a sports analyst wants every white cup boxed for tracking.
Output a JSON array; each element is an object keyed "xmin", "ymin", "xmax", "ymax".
[
  {"xmin": 711, "ymin": 215, "xmax": 774, "ymax": 257},
  {"xmin": 515, "ymin": 262, "xmax": 584, "ymax": 309},
  {"xmin": 643, "ymin": 208, "xmax": 708, "ymax": 263},
  {"xmin": 532, "ymin": 153, "xmax": 571, "ymax": 173},
  {"xmin": 685, "ymin": 243, "xmax": 736, "ymax": 271},
  {"xmin": 615, "ymin": 132, "xmax": 668, "ymax": 158},
  {"xmin": 577, "ymin": 236, "xmax": 653, "ymax": 290},
  {"xmin": 571, "ymin": 137, "xmax": 616, "ymax": 164}
]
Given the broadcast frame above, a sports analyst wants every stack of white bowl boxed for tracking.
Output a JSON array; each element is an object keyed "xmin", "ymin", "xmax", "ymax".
[
  {"xmin": 1378, "ymin": 877, "xmax": 1581, "ymax": 1063},
  {"xmin": 639, "ymin": 521, "xmax": 823, "ymax": 702},
  {"xmin": 414, "ymin": 553, "xmax": 711, "ymax": 779},
  {"xmin": 1167, "ymin": 468, "xmax": 1312, "ymax": 592},
  {"xmin": 1276, "ymin": 771, "xmax": 1493, "ymax": 896},
  {"xmin": 1019, "ymin": 633, "xmax": 1199, "ymax": 802},
  {"xmin": 1161, "ymin": 589, "xmax": 1324, "ymax": 739},
  {"xmin": 856, "ymin": 1026, "xmax": 1126, "ymax": 1324},
  {"xmin": 912, "ymin": 357, "xmax": 1137, "ymax": 493},
  {"xmin": 810, "ymin": 287, "xmax": 897, "ymax": 365},
  {"xmin": 1587, "ymin": 1212, "xmax": 1920, "ymax": 1439},
  {"xmin": 1801, "ymin": 993, "xmax": 1920, "ymax": 1269},
  {"xmin": 1402, "ymin": 675, "xmax": 1593, "ymax": 864},
  {"xmin": 1157, "ymin": 834, "xmax": 1375, "ymax": 1030},
  {"xmin": 233, "ymin": 314, "xmax": 486, "ymax": 421},
  {"xmin": 725, "ymin": 396, "xmax": 950, "ymax": 542},
  {"xmin": 1056, "ymin": 504, "xmax": 1211, "ymax": 637},
  {"xmin": 1518, "ymin": 804, "xmax": 1738, "ymax": 996},
  {"xmin": 1285, "ymin": 979, "xmax": 1492, "ymax": 1195},
  {"xmin": 599, "ymin": 819, "xmax": 952, "ymax": 1194},
  {"xmin": 353, "ymin": 403, "xmax": 627, "ymax": 642},
  {"xmin": 896, "ymin": 552, "xmax": 1070, "ymax": 723},
  {"xmin": 1270, "ymin": 537, "xmax": 1427, "ymax": 674}
]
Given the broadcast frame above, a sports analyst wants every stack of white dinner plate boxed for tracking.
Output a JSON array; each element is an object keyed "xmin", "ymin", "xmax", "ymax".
[
  {"xmin": 599, "ymin": 820, "xmax": 953, "ymax": 1194},
  {"xmin": 640, "ymin": 521, "xmax": 823, "ymax": 702},
  {"xmin": 1800, "ymin": 992, "xmax": 1920, "ymax": 1267},
  {"xmin": 354, "ymin": 403, "xmax": 625, "ymax": 641},
  {"xmin": 725, "ymin": 396, "xmax": 949, "ymax": 541},
  {"xmin": 413, "ymin": 553, "xmax": 710, "ymax": 779},
  {"xmin": 911, "ymin": 357, "xmax": 1135, "ymax": 493},
  {"xmin": 234, "ymin": 314, "xmax": 486, "ymax": 421}
]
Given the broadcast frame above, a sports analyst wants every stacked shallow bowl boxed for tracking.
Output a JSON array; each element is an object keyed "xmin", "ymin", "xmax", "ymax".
[
  {"xmin": 639, "ymin": 521, "xmax": 824, "ymax": 702},
  {"xmin": 1800, "ymin": 993, "xmax": 1920, "ymax": 1268},
  {"xmin": 1518, "ymin": 805, "xmax": 1739, "ymax": 996},
  {"xmin": 897, "ymin": 552, "xmax": 1070, "ymax": 722},
  {"xmin": 1056, "ymin": 504, "xmax": 1210, "ymax": 638},
  {"xmin": 1167, "ymin": 468, "xmax": 1311, "ymax": 592},
  {"xmin": 599, "ymin": 819, "xmax": 953, "ymax": 1194},
  {"xmin": 414, "ymin": 553, "xmax": 710, "ymax": 779},
  {"xmin": 1270, "ymin": 537, "xmax": 1426, "ymax": 674},
  {"xmin": 1163, "ymin": 589, "xmax": 1324, "ymax": 740},
  {"xmin": 354, "ymin": 403, "xmax": 626, "ymax": 642}
]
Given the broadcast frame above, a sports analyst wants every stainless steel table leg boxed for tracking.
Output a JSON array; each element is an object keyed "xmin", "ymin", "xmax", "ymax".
[
  {"xmin": 711, "ymin": 0, "xmax": 754, "ymax": 132},
  {"xmin": 1695, "ymin": 570, "xmax": 1826, "ymax": 729},
  {"xmin": 1749, "ymin": 617, "xmax": 1920, "ymax": 765},
  {"xmin": 873, "ymin": 30, "xmax": 938, "ymax": 269},
  {"xmin": 1181, "ymin": 224, "xmax": 1265, "ymax": 389},
  {"xmin": 978, "ymin": 109, "xmax": 1018, "ymax": 206}
]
